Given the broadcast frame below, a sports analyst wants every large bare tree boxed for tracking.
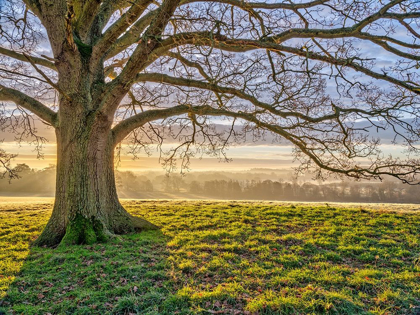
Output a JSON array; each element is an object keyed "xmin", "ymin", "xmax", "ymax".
[{"xmin": 0, "ymin": 0, "xmax": 419, "ymax": 246}]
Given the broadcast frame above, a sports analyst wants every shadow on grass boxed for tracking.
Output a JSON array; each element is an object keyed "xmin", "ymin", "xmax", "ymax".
[{"xmin": 1, "ymin": 230, "xmax": 190, "ymax": 315}]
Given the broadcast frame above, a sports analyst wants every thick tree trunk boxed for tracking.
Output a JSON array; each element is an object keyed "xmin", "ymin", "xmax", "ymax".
[{"xmin": 33, "ymin": 106, "xmax": 158, "ymax": 247}]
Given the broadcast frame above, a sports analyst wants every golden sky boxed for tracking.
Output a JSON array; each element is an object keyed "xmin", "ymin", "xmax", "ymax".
[
  {"xmin": 0, "ymin": 116, "xmax": 298, "ymax": 172},
  {"xmin": 1, "ymin": 140, "xmax": 296, "ymax": 172},
  {"xmin": 0, "ymin": 119, "xmax": 407, "ymax": 173}
]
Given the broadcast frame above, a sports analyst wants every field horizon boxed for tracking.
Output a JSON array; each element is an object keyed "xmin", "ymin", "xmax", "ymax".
[{"xmin": 1, "ymin": 196, "xmax": 420, "ymax": 213}]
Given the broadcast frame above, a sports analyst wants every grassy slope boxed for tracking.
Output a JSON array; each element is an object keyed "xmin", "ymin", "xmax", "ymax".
[{"xmin": 0, "ymin": 200, "xmax": 419, "ymax": 314}]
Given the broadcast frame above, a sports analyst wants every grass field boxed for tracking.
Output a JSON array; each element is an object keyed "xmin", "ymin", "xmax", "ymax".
[{"xmin": 0, "ymin": 199, "xmax": 419, "ymax": 314}]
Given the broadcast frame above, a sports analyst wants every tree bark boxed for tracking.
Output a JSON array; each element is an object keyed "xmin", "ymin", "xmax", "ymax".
[{"xmin": 33, "ymin": 104, "xmax": 158, "ymax": 247}]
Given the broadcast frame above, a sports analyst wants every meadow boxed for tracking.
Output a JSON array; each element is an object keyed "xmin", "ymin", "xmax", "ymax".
[{"xmin": 0, "ymin": 199, "xmax": 419, "ymax": 314}]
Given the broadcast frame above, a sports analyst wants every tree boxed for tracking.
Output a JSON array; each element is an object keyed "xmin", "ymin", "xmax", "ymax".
[
  {"xmin": 0, "ymin": 147, "xmax": 18, "ymax": 181},
  {"xmin": 13, "ymin": 163, "xmax": 32, "ymax": 174},
  {"xmin": 0, "ymin": 0, "xmax": 419, "ymax": 246}
]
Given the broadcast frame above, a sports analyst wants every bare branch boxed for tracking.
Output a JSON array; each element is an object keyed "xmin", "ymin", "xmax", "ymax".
[
  {"xmin": 0, "ymin": 84, "xmax": 57, "ymax": 125},
  {"xmin": 0, "ymin": 46, "xmax": 56, "ymax": 70},
  {"xmin": 93, "ymin": 0, "xmax": 153, "ymax": 60},
  {"xmin": 0, "ymin": 147, "xmax": 19, "ymax": 182},
  {"xmin": 180, "ymin": 0, "xmax": 329, "ymax": 10}
]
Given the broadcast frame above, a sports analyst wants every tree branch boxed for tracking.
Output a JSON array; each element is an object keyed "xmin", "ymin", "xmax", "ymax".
[
  {"xmin": 0, "ymin": 84, "xmax": 57, "ymax": 126},
  {"xmin": 36, "ymin": 0, "xmax": 72, "ymax": 58},
  {"xmin": 105, "ymin": 10, "xmax": 157, "ymax": 60},
  {"xmin": 180, "ymin": 0, "xmax": 329, "ymax": 9},
  {"xmin": 22, "ymin": 0, "xmax": 43, "ymax": 18},
  {"xmin": 0, "ymin": 46, "xmax": 56, "ymax": 70},
  {"xmin": 134, "ymin": 72, "xmax": 340, "ymax": 121},
  {"xmin": 155, "ymin": 33, "xmax": 420, "ymax": 95},
  {"xmin": 100, "ymin": 0, "xmax": 182, "ymax": 114},
  {"xmin": 112, "ymin": 103, "xmax": 420, "ymax": 184},
  {"xmin": 22, "ymin": 53, "xmax": 68, "ymax": 99},
  {"xmin": 74, "ymin": 0, "xmax": 104, "ymax": 41},
  {"xmin": 93, "ymin": 0, "xmax": 153, "ymax": 60},
  {"xmin": 105, "ymin": 0, "xmax": 416, "ymax": 61}
]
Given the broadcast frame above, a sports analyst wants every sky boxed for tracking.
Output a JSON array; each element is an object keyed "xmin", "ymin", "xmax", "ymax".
[
  {"xmin": 0, "ymin": 123, "xmax": 297, "ymax": 172},
  {"xmin": 0, "ymin": 118, "xmax": 410, "ymax": 173}
]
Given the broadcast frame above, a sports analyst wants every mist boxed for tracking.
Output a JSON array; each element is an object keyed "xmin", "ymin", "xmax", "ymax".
[{"xmin": 1, "ymin": 163, "xmax": 420, "ymax": 204}]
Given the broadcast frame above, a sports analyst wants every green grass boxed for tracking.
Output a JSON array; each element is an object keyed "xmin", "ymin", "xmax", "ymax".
[{"xmin": 1, "ymin": 200, "xmax": 420, "ymax": 314}]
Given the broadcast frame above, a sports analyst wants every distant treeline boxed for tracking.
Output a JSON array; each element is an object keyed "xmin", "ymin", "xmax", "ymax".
[
  {"xmin": 0, "ymin": 164, "xmax": 56, "ymax": 195},
  {"xmin": 0, "ymin": 164, "xmax": 155, "ymax": 197},
  {"xmin": 187, "ymin": 179, "xmax": 420, "ymax": 203},
  {"xmin": 1, "ymin": 164, "xmax": 420, "ymax": 203}
]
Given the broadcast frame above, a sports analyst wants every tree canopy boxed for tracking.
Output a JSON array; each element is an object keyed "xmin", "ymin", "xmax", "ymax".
[{"xmin": 1, "ymin": 0, "xmax": 420, "ymax": 183}]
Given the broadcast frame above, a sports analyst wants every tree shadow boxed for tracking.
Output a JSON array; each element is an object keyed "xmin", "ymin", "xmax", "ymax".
[{"xmin": 1, "ymin": 230, "xmax": 190, "ymax": 315}]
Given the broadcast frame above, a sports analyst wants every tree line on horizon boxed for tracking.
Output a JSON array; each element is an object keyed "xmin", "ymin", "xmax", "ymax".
[
  {"xmin": 1, "ymin": 164, "xmax": 419, "ymax": 204},
  {"xmin": 188, "ymin": 179, "xmax": 420, "ymax": 203}
]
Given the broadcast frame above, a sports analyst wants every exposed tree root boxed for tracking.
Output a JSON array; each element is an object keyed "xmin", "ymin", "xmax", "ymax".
[{"xmin": 33, "ymin": 207, "xmax": 159, "ymax": 248}]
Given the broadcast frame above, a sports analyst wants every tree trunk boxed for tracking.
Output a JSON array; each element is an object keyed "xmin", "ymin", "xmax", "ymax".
[{"xmin": 33, "ymin": 105, "xmax": 158, "ymax": 247}]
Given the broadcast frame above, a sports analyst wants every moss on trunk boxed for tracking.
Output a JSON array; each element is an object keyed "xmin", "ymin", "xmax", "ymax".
[{"xmin": 60, "ymin": 214, "xmax": 108, "ymax": 246}]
